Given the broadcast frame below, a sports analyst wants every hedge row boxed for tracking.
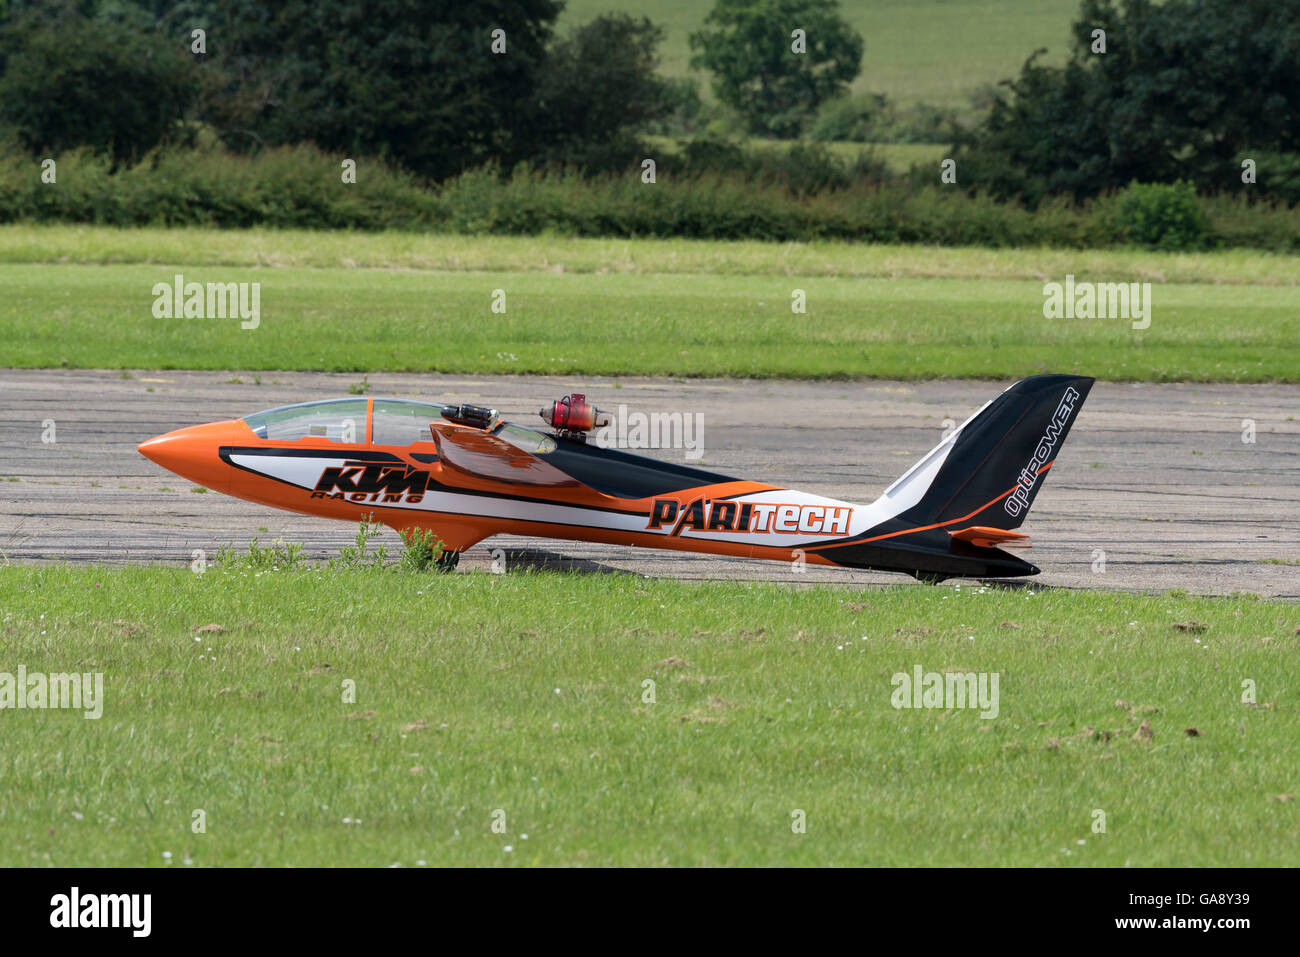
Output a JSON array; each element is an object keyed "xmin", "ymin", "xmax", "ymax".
[{"xmin": 1, "ymin": 143, "xmax": 1297, "ymax": 251}]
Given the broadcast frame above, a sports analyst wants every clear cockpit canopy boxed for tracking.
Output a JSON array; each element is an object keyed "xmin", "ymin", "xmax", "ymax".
[
  {"xmin": 371, "ymin": 399, "xmax": 447, "ymax": 445},
  {"xmin": 241, "ymin": 397, "xmax": 556, "ymax": 451},
  {"xmin": 242, "ymin": 398, "xmax": 370, "ymax": 443}
]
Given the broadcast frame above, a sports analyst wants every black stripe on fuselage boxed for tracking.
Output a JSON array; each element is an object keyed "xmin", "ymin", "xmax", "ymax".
[
  {"xmin": 217, "ymin": 446, "xmax": 652, "ymax": 518},
  {"xmin": 541, "ymin": 436, "xmax": 736, "ymax": 498}
]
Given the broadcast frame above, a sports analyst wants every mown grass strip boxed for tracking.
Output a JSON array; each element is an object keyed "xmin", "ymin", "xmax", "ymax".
[{"xmin": 3, "ymin": 262, "xmax": 1295, "ymax": 381}]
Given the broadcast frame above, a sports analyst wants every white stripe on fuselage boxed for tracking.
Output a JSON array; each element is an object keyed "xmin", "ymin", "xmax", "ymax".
[{"xmin": 230, "ymin": 409, "xmax": 969, "ymax": 547}]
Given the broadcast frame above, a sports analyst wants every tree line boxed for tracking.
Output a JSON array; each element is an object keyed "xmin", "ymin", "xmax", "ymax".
[{"xmin": 0, "ymin": 0, "xmax": 1296, "ymax": 206}]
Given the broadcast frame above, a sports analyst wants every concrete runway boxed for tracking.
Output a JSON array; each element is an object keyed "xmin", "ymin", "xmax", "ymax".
[{"xmin": 1, "ymin": 369, "xmax": 1296, "ymax": 596}]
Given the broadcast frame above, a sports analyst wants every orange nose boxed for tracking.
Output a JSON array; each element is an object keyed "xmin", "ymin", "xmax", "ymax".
[{"xmin": 138, "ymin": 420, "xmax": 243, "ymax": 493}]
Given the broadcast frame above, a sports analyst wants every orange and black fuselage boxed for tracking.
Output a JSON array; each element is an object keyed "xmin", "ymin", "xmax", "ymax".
[{"xmin": 138, "ymin": 375, "xmax": 1093, "ymax": 581}]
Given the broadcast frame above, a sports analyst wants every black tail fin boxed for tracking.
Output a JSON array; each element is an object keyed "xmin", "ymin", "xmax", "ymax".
[{"xmin": 895, "ymin": 374, "xmax": 1093, "ymax": 530}]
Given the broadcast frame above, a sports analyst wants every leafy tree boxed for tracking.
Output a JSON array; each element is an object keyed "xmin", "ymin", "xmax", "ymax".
[
  {"xmin": 199, "ymin": 0, "xmax": 562, "ymax": 182},
  {"xmin": 533, "ymin": 13, "xmax": 671, "ymax": 173},
  {"xmin": 0, "ymin": 0, "xmax": 197, "ymax": 162},
  {"xmin": 651, "ymin": 77, "xmax": 705, "ymax": 137},
  {"xmin": 956, "ymin": 0, "xmax": 1300, "ymax": 202},
  {"xmin": 690, "ymin": 0, "xmax": 862, "ymax": 138}
]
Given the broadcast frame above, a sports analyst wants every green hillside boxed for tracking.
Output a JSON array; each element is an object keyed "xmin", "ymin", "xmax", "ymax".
[{"xmin": 559, "ymin": 0, "xmax": 1081, "ymax": 107}]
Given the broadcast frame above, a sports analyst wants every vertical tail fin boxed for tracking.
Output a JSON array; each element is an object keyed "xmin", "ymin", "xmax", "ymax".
[{"xmin": 886, "ymin": 374, "xmax": 1094, "ymax": 530}]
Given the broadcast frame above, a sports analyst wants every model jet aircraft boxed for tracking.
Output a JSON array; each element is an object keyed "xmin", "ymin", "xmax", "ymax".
[{"xmin": 138, "ymin": 374, "xmax": 1092, "ymax": 581}]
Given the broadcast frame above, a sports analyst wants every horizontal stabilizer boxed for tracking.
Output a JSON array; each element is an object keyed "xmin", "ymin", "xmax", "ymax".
[{"xmin": 949, "ymin": 526, "xmax": 1031, "ymax": 549}]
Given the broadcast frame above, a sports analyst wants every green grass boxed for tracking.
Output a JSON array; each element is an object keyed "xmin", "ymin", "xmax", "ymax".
[
  {"xmin": 560, "ymin": 0, "xmax": 1081, "ymax": 109},
  {"xmin": 3, "ymin": 258, "xmax": 1296, "ymax": 381},
  {"xmin": 645, "ymin": 136, "xmax": 948, "ymax": 173},
  {"xmin": 0, "ymin": 564, "xmax": 1295, "ymax": 866},
  {"xmin": 7, "ymin": 225, "xmax": 1296, "ymax": 284},
  {"xmin": 829, "ymin": 141, "xmax": 946, "ymax": 170}
]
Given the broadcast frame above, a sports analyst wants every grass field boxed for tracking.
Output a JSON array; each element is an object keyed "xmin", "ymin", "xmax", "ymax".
[
  {"xmin": 645, "ymin": 136, "xmax": 948, "ymax": 172},
  {"xmin": 8, "ymin": 225, "xmax": 1298, "ymax": 283},
  {"xmin": 560, "ymin": 0, "xmax": 1080, "ymax": 108},
  {"xmin": 0, "ymin": 564, "xmax": 1295, "ymax": 866},
  {"xmin": 2, "ymin": 227, "xmax": 1297, "ymax": 381}
]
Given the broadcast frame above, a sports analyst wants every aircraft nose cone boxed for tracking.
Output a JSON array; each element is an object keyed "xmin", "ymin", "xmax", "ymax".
[
  {"xmin": 137, "ymin": 431, "xmax": 190, "ymax": 471},
  {"xmin": 137, "ymin": 434, "xmax": 169, "ymax": 465},
  {"xmin": 137, "ymin": 421, "xmax": 240, "ymax": 492}
]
